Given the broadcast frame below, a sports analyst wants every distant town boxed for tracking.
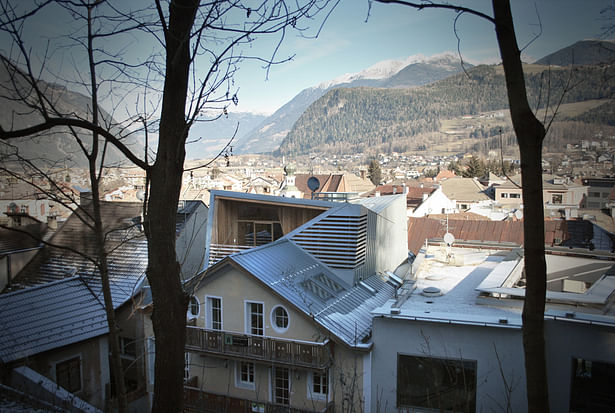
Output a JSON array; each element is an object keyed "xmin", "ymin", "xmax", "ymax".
[{"xmin": 2, "ymin": 133, "xmax": 615, "ymax": 412}]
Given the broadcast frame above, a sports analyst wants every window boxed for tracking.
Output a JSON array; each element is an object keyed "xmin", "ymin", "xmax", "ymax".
[
  {"xmin": 308, "ymin": 371, "xmax": 328, "ymax": 400},
  {"xmin": 274, "ymin": 367, "xmax": 290, "ymax": 405},
  {"xmin": 397, "ymin": 354, "xmax": 476, "ymax": 412},
  {"xmin": 510, "ymin": 193, "xmax": 521, "ymax": 199},
  {"xmin": 188, "ymin": 296, "xmax": 200, "ymax": 318},
  {"xmin": 119, "ymin": 337, "xmax": 136, "ymax": 359},
  {"xmin": 238, "ymin": 221, "xmax": 283, "ymax": 246},
  {"xmin": 501, "ymin": 193, "xmax": 509, "ymax": 198},
  {"xmin": 235, "ymin": 362, "xmax": 255, "ymax": 389},
  {"xmin": 271, "ymin": 305, "xmax": 289, "ymax": 332},
  {"xmin": 147, "ymin": 337, "xmax": 155, "ymax": 386},
  {"xmin": 570, "ymin": 357, "xmax": 615, "ymax": 412},
  {"xmin": 56, "ymin": 356, "xmax": 81, "ymax": 393},
  {"xmin": 184, "ymin": 352, "xmax": 191, "ymax": 383},
  {"xmin": 206, "ymin": 296, "xmax": 222, "ymax": 330},
  {"xmin": 246, "ymin": 301, "xmax": 264, "ymax": 336},
  {"xmin": 552, "ymin": 194, "xmax": 563, "ymax": 204}
]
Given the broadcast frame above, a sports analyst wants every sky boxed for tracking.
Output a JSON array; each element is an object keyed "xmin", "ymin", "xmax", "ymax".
[
  {"xmin": 1, "ymin": 1, "xmax": 612, "ymax": 118},
  {"xmin": 230, "ymin": 0, "xmax": 615, "ymax": 114}
]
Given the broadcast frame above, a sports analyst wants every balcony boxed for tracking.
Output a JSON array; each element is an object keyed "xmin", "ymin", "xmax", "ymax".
[
  {"xmin": 186, "ymin": 326, "xmax": 333, "ymax": 370},
  {"xmin": 208, "ymin": 243, "xmax": 252, "ymax": 265},
  {"xmin": 184, "ymin": 387, "xmax": 334, "ymax": 413}
]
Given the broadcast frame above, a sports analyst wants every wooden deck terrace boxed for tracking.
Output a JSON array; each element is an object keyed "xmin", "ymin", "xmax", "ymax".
[{"xmin": 185, "ymin": 326, "xmax": 333, "ymax": 371}]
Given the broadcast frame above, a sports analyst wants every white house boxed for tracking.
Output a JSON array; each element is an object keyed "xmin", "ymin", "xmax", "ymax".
[{"xmin": 370, "ymin": 243, "xmax": 615, "ymax": 412}]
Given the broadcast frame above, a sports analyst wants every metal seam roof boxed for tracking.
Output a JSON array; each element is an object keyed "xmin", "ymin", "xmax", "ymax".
[
  {"xmin": 229, "ymin": 239, "xmax": 395, "ymax": 347},
  {"xmin": 0, "ymin": 277, "xmax": 109, "ymax": 363}
]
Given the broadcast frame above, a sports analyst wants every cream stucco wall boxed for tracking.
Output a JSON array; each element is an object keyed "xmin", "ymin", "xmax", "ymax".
[
  {"xmin": 185, "ymin": 264, "xmax": 370, "ymax": 412},
  {"xmin": 192, "ymin": 266, "xmax": 326, "ymax": 342}
]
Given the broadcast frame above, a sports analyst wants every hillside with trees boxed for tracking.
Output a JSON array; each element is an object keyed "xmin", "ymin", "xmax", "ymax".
[{"xmin": 278, "ymin": 63, "xmax": 615, "ymax": 156}]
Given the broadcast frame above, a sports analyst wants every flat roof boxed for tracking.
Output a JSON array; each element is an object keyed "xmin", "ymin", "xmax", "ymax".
[{"xmin": 373, "ymin": 245, "xmax": 615, "ymax": 327}]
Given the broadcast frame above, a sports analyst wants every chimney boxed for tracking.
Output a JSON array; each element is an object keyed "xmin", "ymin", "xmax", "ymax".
[
  {"xmin": 47, "ymin": 215, "xmax": 58, "ymax": 230},
  {"xmin": 360, "ymin": 170, "xmax": 366, "ymax": 180},
  {"xmin": 403, "ymin": 183, "xmax": 408, "ymax": 195}
]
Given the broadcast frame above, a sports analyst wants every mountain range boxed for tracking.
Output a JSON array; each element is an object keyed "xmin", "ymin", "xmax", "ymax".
[
  {"xmin": 3, "ymin": 39, "xmax": 614, "ymax": 165},
  {"xmin": 229, "ymin": 53, "xmax": 470, "ymax": 155},
  {"xmin": 248, "ymin": 39, "xmax": 615, "ymax": 157},
  {"xmin": 0, "ymin": 64, "xmax": 143, "ymax": 168}
]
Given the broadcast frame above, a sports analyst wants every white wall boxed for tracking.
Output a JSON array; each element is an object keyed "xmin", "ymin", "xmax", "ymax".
[{"xmin": 370, "ymin": 317, "xmax": 527, "ymax": 412}]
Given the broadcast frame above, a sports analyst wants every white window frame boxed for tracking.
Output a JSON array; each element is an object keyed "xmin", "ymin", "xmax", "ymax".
[
  {"xmin": 270, "ymin": 305, "xmax": 290, "ymax": 334},
  {"xmin": 188, "ymin": 295, "xmax": 200, "ymax": 319},
  {"xmin": 245, "ymin": 300, "xmax": 265, "ymax": 336},
  {"xmin": 234, "ymin": 361, "xmax": 256, "ymax": 390},
  {"xmin": 307, "ymin": 370, "xmax": 329, "ymax": 401},
  {"xmin": 206, "ymin": 295, "xmax": 223, "ymax": 330},
  {"xmin": 147, "ymin": 337, "xmax": 155, "ymax": 386},
  {"xmin": 184, "ymin": 352, "xmax": 191, "ymax": 383}
]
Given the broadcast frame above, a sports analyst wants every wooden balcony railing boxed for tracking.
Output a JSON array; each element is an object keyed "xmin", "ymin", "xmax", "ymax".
[
  {"xmin": 184, "ymin": 387, "xmax": 334, "ymax": 413},
  {"xmin": 208, "ymin": 243, "xmax": 253, "ymax": 265},
  {"xmin": 186, "ymin": 326, "xmax": 332, "ymax": 370}
]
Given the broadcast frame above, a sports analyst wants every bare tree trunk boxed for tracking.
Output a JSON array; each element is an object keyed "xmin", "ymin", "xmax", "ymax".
[
  {"xmin": 492, "ymin": 1, "xmax": 549, "ymax": 412},
  {"xmin": 84, "ymin": 3, "xmax": 128, "ymax": 410},
  {"xmin": 146, "ymin": 1, "xmax": 198, "ymax": 412}
]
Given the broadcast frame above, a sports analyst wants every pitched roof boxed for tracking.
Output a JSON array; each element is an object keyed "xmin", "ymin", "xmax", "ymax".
[
  {"xmin": 409, "ymin": 217, "xmax": 615, "ymax": 254},
  {"xmin": 5, "ymin": 201, "xmax": 148, "ymax": 309},
  {"xmin": 407, "ymin": 217, "xmax": 524, "ymax": 254},
  {"xmin": 439, "ymin": 177, "xmax": 489, "ymax": 202},
  {"xmin": 0, "ymin": 277, "xmax": 108, "ymax": 363},
  {"xmin": 219, "ymin": 239, "xmax": 396, "ymax": 347},
  {"xmin": 0, "ymin": 225, "xmax": 43, "ymax": 255},
  {"xmin": 294, "ymin": 173, "xmax": 375, "ymax": 198}
]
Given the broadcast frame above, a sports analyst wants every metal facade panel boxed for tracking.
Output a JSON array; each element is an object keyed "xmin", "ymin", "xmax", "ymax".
[{"xmin": 0, "ymin": 277, "xmax": 108, "ymax": 363}]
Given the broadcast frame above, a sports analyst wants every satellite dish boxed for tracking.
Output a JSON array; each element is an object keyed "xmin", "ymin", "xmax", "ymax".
[
  {"xmin": 514, "ymin": 210, "xmax": 523, "ymax": 220},
  {"xmin": 443, "ymin": 232, "xmax": 455, "ymax": 246},
  {"xmin": 136, "ymin": 190, "xmax": 145, "ymax": 201},
  {"xmin": 307, "ymin": 176, "xmax": 320, "ymax": 192}
]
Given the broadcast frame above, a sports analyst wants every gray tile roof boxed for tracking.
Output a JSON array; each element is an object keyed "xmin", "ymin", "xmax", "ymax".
[
  {"xmin": 0, "ymin": 277, "xmax": 108, "ymax": 363},
  {"xmin": 5, "ymin": 202, "xmax": 148, "ymax": 308},
  {"xmin": 0, "ymin": 225, "xmax": 42, "ymax": 255},
  {"xmin": 227, "ymin": 239, "xmax": 396, "ymax": 347}
]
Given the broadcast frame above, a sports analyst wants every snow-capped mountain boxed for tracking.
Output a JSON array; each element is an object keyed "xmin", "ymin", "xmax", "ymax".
[
  {"xmin": 317, "ymin": 53, "xmax": 459, "ymax": 89},
  {"xmin": 232, "ymin": 53, "xmax": 468, "ymax": 155}
]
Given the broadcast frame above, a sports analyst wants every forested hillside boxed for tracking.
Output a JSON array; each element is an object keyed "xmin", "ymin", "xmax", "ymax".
[{"xmin": 278, "ymin": 63, "xmax": 615, "ymax": 156}]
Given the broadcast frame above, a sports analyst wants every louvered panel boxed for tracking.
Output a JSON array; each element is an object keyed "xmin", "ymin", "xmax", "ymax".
[{"xmin": 291, "ymin": 212, "xmax": 367, "ymax": 269}]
